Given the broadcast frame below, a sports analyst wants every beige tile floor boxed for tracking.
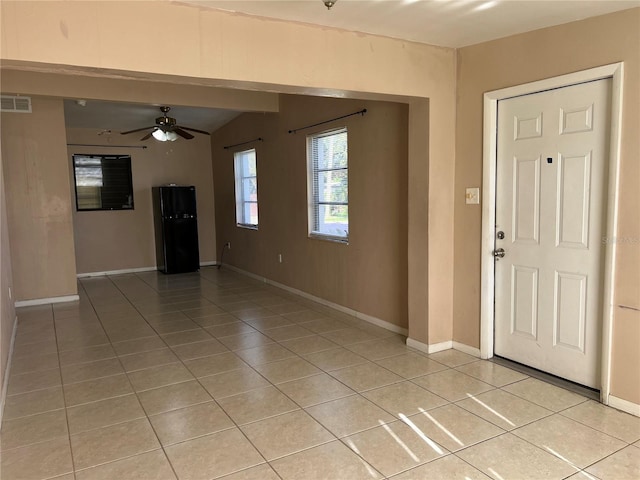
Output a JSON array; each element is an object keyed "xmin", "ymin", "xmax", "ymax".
[{"xmin": 2, "ymin": 268, "xmax": 639, "ymax": 480}]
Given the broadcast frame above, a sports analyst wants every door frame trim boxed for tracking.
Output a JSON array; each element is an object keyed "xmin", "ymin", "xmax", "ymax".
[{"xmin": 480, "ymin": 63, "xmax": 624, "ymax": 404}]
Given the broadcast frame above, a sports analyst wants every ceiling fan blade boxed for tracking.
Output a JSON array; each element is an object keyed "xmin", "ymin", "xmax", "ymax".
[
  {"xmin": 140, "ymin": 129, "xmax": 156, "ymax": 141},
  {"xmin": 121, "ymin": 126, "xmax": 155, "ymax": 135},
  {"xmin": 177, "ymin": 125, "xmax": 211, "ymax": 136},
  {"xmin": 173, "ymin": 127, "xmax": 194, "ymax": 140}
]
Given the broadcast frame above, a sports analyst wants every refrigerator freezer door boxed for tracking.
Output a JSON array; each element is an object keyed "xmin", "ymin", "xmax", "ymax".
[{"xmin": 160, "ymin": 186, "xmax": 197, "ymax": 218}]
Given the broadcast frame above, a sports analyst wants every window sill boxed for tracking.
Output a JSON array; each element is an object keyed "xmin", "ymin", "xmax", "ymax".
[
  {"xmin": 308, "ymin": 233, "xmax": 349, "ymax": 245},
  {"xmin": 236, "ymin": 224, "xmax": 258, "ymax": 231}
]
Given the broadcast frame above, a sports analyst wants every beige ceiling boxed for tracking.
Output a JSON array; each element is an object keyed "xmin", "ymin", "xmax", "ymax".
[
  {"xmin": 183, "ymin": 0, "xmax": 640, "ymax": 47},
  {"xmin": 63, "ymin": 0, "xmax": 639, "ymax": 133}
]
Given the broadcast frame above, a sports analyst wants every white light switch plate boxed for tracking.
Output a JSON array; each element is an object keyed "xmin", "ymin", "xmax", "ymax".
[{"xmin": 466, "ymin": 187, "xmax": 480, "ymax": 205}]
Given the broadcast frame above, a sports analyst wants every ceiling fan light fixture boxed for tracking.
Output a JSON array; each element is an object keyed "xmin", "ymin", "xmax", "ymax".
[
  {"xmin": 121, "ymin": 106, "xmax": 211, "ymax": 141},
  {"xmin": 152, "ymin": 129, "xmax": 168, "ymax": 141},
  {"xmin": 166, "ymin": 131, "xmax": 179, "ymax": 142}
]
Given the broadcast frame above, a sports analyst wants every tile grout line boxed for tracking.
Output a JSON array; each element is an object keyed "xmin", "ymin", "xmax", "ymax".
[
  {"xmin": 100, "ymin": 273, "xmax": 202, "ymax": 480},
  {"xmin": 13, "ymin": 268, "xmax": 632, "ymax": 480},
  {"xmin": 231, "ymin": 305, "xmax": 461, "ymax": 477},
  {"xmin": 314, "ymin": 344, "xmax": 619, "ymax": 477},
  {"xmin": 70, "ymin": 278, "xmax": 166, "ymax": 475},
  {"xmin": 52, "ymin": 293, "xmax": 79, "ymax": 480},
  {"xmin": 163, "ymin": 280, "xmax": 293, "ymax": 480},
  {"xmin": 555, "ymin": 399, "xmax": 640, "ymax": 444},
  {"xmin": 448, "ymin": 395, "xmax": 633, "ymax": 478},
  {"xmin": 125, "ymin": 271, "xmax": 293, "ymax": 479},
  {"xmin": 130, "ymin": 269, "xmax": 386, "ymax": 479},
  {"xmin": 100, "ymin": 269, "xmax": 548, "ymax": 478}
]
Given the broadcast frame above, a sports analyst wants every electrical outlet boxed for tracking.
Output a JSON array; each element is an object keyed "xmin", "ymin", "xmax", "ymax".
[
  {"xmin": 278, "ymin": 254, "xmax": 283, "ymax": 263},
  {"xmin": 226, "ymin": 242, "xmax": 231, "ymax": 250}
]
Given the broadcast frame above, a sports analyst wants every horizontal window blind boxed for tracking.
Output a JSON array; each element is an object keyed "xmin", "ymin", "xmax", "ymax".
[
  {"xmin": 72, "ymin": 155, "xmax": 134, "ymax": 211},
  {"xmin": 234, "ymin": 149, "xmax": 258, "ymax": 227},
  {"xmin": 308, "ymin": 128, "xmax": 348, "ymax": 240}
]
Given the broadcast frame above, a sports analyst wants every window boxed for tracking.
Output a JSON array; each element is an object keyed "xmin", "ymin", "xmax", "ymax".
[
  {"xmin": 234, "ymin": 149, "xmax": 259, "ymax": 228},
  {"xmin": 307, "ymin": 128, "xmax": 348, "ymax": 241},
  {"xmin": 72, "ymin": 154, "xmax": 134, "ymax": 211}
]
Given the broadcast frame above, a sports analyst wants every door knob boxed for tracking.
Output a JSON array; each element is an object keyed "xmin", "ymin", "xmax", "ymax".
[{"xmin": 493, "ymin": 248, "xmax": 506, "ymax": 259}]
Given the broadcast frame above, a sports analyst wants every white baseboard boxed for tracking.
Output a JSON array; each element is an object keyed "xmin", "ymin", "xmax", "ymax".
[
  {"xmin": 405, "ymin": 338, "xmax": 429, "ymax": 353},
  {"xmin": 355, "ymin": 310, "xmax": 407, "ymax": 336},
  {"xmin": 429, "ymin": 340, "xmax": 454, "ymax": 353},
  {"xmin": 223, "ymin": 264, "xmax": 266, "ymax": 283},
  {"xmin": 15, "ymin": 294, "xmax": 80, "ymax": 308},
  {"xmin": 608, "ymin": 394, "xmax": 640, "ymax": 417},
  {"xmin": 77, "ymin": 266, "xmax": 157, "ymax": 278},
  {"xmin": 223, "ymin": 264, "xmax": 408, "ymax": 336},
  {"xmin": 405, "ymin": 338, "xmax": 482, "ymax": 357},
  {"xmin": 266, "ymin": 277, "xmax": 408, "ymax": 336},
  {"xmin": 406, "ymin": 338, "xmax": 453, "ymax": 354},
  {"xmin": 219, "ymin": 265, "xmax": 481, "ymax": 354},
  {"xmin": 0, "ymin": 315, "xmax": 18, "ymax": 425},
  {"xmin": 453, "ymin": 341, "xmax": 481, "ymax": 358},
  {"xmin": 77, "ymin": 261, "xmax": 218, "ymax": 278}
]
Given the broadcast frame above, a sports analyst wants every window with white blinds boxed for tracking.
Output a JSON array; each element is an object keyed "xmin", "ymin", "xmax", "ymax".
[
  {"xmin": 234, "ymin": 149, "xmax": 259, "ymax": 228},
  {"xmin": 72, "ymin": 154, "xmax": 134, "ymax": 211},
  {"xmin": 307, "ymin": 128, "xmax": 348, "ymax": 241}
]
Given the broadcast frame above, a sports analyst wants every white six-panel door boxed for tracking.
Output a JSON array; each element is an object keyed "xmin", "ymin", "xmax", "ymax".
[{"xmin": 494, "ymin": 79, "xmax": 611, "ymax": 388}]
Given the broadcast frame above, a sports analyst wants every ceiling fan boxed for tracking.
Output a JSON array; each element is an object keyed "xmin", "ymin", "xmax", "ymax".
[{"xmin": 120, "ymin": 106, "xmax": 210, "ymax": 142}]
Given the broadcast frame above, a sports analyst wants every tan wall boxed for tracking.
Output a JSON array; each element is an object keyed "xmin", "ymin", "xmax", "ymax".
[
  {"xmin": 1, "ymin": 97, "xmax": 77, "ymax": 301},
  {"xmin": 0, "ymin": 70, "xmax": 279, "ymax": 114},
  {"xmin": 212, "ymin": 95, "xmax": 409, "ymax": 327},
  {"xmin": 0, "ymin": 146, "xmax": 16, "ymax": 414},
  {"xmin": 455, "ymin": 9, "xmax": 640, "ymax": 402},
  {"xmin": 0, "ymin": 1, "xmax": 635, "ymax": 403},
  {"xmin": 0, "ymin": 0, "xmax": 457, "ymax": 346},
  {"xmin": 67, "ymin": 128, "xmax": 216, "ymax": 274}
]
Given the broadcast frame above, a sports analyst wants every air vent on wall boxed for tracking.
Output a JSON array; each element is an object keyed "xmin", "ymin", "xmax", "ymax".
[{"xmin": 1, "ymin": 95, "xmax": 32, "ymax": 113}]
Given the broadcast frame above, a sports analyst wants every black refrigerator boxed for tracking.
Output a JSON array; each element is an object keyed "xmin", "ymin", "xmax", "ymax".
[{"xmin": 153, "ymin": 185, "xmax": 200, "ymax": 274}]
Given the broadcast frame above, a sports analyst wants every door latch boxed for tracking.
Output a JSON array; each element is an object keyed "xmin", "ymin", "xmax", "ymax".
[{"xmin": 496, "ymin": 231, "xmax": 505, "ymax": 240}]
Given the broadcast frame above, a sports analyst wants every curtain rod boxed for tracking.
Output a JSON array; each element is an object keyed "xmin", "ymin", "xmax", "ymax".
[
  {"xmin": 67, "ymin": 143, "xmax": 148, "ymax": 149},
  {"xmin": 288, "ymin": 109, "xmax": 367, "ymax": 134},
  {"xmin": 223, "ymin": 137, "xmax": 264, "ymax": 150}
]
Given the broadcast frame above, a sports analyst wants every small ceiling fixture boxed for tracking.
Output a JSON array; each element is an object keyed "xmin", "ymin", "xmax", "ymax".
[{"xmin": 323, "ymin": 0, "xmax": 337, "ymax": 10}]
